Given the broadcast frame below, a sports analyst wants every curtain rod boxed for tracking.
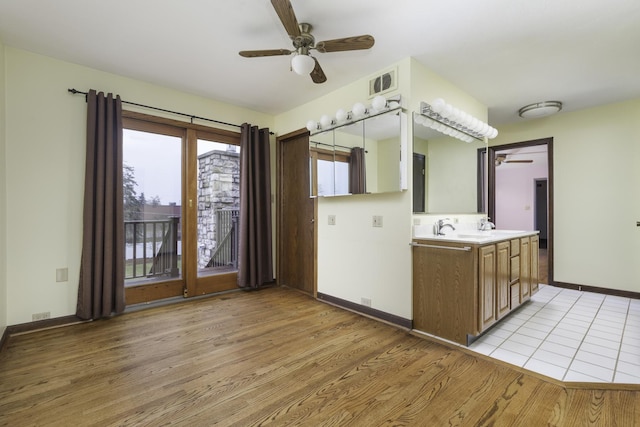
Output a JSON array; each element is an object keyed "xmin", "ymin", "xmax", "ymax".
[{"xmin": 68, "ymin": 88, "xmax": 273, "ymax": 134}]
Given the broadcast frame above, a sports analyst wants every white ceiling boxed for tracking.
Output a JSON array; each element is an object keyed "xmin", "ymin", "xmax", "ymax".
[{"xmin": 1, "ymin": 0, "xmax": 639, "ymax": 125}]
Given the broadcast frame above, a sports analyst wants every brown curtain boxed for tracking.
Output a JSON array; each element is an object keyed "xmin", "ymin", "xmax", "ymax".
[
  {"xmin": 76, "ymin": 90, "xmax": 125, "ymax": 320},
  {"xmin": 237, "ymin": 124, "xmax": 273, "ymax": 289},
  {"xmin": 349, "ymin": 147, "xmax": 366, "ymax": 194}
]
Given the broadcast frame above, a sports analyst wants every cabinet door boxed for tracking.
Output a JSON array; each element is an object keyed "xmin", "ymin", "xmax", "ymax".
[
  {"xmin": 530, "ymin": 235, "xmax": 539, "ymax": 294},
  {"xmin": 520, "ymin": 237, "xmax": 531, "ymax": 302},
  {"xmin": 496, "ymin": 241, "xmax": 510, "ymax": 319},
  {"xmin": 412, "ymin": 242, "xmax": 476, "ymax": 345},
  {"xmin": 479, "ymin": 245, "xmax": 497, "ymax": 331}
]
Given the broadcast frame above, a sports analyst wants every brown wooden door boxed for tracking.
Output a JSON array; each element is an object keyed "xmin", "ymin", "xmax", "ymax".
[{"xmin": 277, "ymin": 129, "xmax": 316, "ymax": 296}]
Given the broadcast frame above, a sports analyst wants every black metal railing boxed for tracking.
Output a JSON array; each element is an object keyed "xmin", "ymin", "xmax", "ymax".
[
  {"xmin": 206, "ymin": 209, "xmax": 239, "ymax": 269},
  {"xmin": 125, "ymin": 217, "xmax": 180, "ymax": 280}
]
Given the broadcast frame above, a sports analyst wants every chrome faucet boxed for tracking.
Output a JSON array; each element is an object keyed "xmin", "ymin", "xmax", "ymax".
[
  {"xmin": 434, "ymin": 218, "xmax": 456, "ymax": 235},
  {"xmin": 478, "ymin": 218, "xmax": 496, "ymax": 231}
]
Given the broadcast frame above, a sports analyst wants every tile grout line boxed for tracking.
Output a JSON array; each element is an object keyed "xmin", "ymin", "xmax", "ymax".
[
  {"xmin": 562, "ymin": 292, "xmax": 616, "ymax": 382},
  {"xmin": 485, "ymin": 285, "xmax": 557, "ymax": 356},
  {"xmin": 474, "ymin": 286, "xmax": 637, "ymax": 383},
  {"xmin": 610, "ymin": 296, "xmax": 631, "ymax": 382},
  {"xmin": 521, "ymin": 287, "xmax": 586, "ymax": 378},
  {"xmin": 492, "ymin": 286, "xmax": 567, "ymax": 370}
]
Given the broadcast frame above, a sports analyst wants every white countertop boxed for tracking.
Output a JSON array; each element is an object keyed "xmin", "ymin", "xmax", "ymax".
[{"xmin": 413, "ymin": 226, "xmax": 539, "ymax": 244}]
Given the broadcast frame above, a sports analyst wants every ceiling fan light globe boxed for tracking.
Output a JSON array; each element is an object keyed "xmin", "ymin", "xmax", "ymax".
[{"xmin": 291, "ymin": 54, "xmax": 315, "ymax": 75}]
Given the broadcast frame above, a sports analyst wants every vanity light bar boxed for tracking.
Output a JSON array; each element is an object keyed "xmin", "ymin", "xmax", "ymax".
[
  {"xmin": 306, "ymin": 95, "xmax": 402, "ymax": 136},
  {"xmin": 419, "ymin": 100, "xmax": 498, "ymax": 142}
]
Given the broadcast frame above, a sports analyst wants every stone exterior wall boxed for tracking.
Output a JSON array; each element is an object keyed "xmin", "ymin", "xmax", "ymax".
[{"xmin": 197, "ymin": 148, "xmax": 240, "ymax": 269}]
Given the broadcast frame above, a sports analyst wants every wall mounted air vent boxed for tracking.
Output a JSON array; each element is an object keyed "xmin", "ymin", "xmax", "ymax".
[{"xmin": 369, "ymin": 68, "xmax": 397, "ymax": 97}]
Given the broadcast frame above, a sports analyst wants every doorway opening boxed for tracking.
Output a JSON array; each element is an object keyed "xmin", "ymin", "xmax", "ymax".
[{"xmin": 488, "ymin": 138, "xmax": 553, "ymax": 285}]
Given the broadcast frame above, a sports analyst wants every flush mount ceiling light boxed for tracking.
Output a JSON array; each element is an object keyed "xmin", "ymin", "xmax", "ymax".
[{"xmin": 518, "ymin": 101, "xmax": 563, "ymax": 119}]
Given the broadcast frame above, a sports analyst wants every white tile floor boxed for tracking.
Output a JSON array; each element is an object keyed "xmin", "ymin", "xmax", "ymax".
[{"xmin": 469, "ymin": 285, "xmax": 640, "ymax": 383}]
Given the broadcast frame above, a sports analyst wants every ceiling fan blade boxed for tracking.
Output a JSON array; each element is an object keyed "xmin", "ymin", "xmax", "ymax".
[
  {"xmin": 310, "ymin": 57, "xmax": 327, "ymax": 84},
  {"xmin": 271, "ymin": 0, "xmax": 301, "ymax": 38},
  {"xmin": 315, "ymin": 35, "xmax": 375, "ymax": 53},
  {"xmin": 239, "ymin": 49, "xmax": 292, "ymax": 58}
]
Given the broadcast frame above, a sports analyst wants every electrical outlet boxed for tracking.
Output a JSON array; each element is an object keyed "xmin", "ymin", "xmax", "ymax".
[
  {"xmin": 56, "ymin": 268, "xmax": 68, "ymax": 282},
  {"xmin": 32, "ymin": 312, "xmax": 51, "ymax": 321},
  {"xmin": 372, "ymin": 215, "xmax": 383, "ymax": 227},
  {"xmin": 328, "ymin": 215, "xmax": 336, "ymax": 225},
  {"xmin": 361, "ymin": 297, "xmax": 372, "ymax": 307}
]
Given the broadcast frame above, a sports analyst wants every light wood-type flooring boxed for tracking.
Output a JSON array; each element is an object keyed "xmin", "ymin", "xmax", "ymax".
[{"xmin": 1, "ymin": 287, "xmax": 638, "ymax": 426}]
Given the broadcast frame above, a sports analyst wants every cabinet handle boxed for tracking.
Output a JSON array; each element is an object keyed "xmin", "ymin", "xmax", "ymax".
[{"xmin": 410, "ymin": 242, "xmax": 472, "ymax": 252}]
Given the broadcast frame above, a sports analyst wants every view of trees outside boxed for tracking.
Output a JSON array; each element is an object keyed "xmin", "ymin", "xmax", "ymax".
[
  {"xmin": 122, "ymin": 129, "xmax": 241, "ymax": 281},
  {"xmin": 123, "ymin": 130, "xmax": 182, "ymax": 281}
]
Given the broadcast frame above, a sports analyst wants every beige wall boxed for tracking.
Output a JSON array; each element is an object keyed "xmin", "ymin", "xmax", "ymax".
[
  {"xmin": 3, "ymin": 44, "xmax": 636, "ymax": 330},
  {"xmin": 0, "ymin": 40, "xmax": 7, "ymax": 334},
  {"xmin": 492, "ymin": 99, "xmax": 640, "ymax": 292},
  {"xmin": 3, "ymin": 47, "xmax": 273, "ymax": 325},
  {"xmin": 274, "ymin": 58, "xmax": 489, "ymax": 320},
  {"xmin": 275, "ymin": 58, "xmax": 414, "ymax": 319}
]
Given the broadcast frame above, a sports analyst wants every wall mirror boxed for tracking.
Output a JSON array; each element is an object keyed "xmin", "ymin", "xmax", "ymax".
[
  {"xmin": 412, "ymin": 112, "xmax": 487, "ymax": 213},
  {"xmin": 309, "ymin": 108, "xmax": 406, "ymax": 197}
]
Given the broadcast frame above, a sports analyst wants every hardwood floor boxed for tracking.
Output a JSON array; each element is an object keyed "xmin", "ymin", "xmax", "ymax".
[
  {"xmin": 539, "ymin": 247, "xmax": 548, "ymax": 284},
  {"xmin": 1, "ymin": 287, "xmax": 637, "ymax": 426}
]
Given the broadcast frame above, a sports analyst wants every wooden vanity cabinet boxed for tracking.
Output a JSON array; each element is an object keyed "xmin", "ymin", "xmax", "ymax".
[
  {"xmin": 496, "ymin": 241, "xmax": 511, "ymax": 320},
  {"xmin": 520, "ymin": 237, "xmax": 531, "ymax": 302},
  {"xmin": 412, "ymin": 240, "xmax": 477, "ymax": 345},
  {"xmin": 509, "ymin": 239, "xmax": 521, "ymax": 308},
  {"xmin": 530, "ymin": 235, "xmax": 540, "ymax": 294},
  {"xmin": 479, "ymin": 245, "xmax": 497, "ymax": 331},
  {"xmin": 413, "ymin": 233, "xmax": 539, "ymax": 345}
]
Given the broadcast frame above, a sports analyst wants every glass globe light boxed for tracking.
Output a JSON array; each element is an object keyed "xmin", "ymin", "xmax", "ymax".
[
  {"xmin": 371, "ymin": 95, "xmax": 387, "ymax": 112},
  {"xmin": 320, "ymin": 115, "xmax": 333, "ymax": 128},
  {"xmin": 291, "ymin": 54, "xmax": 315, "ymax": 75},
  {"xmin": 352, "ymin": 102, "xmax": 367, "ymax": 118}
]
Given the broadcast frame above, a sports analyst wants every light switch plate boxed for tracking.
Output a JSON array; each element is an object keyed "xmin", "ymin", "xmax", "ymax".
[
  {"xmin": 373, "ymin": 215, "xmax": 383, "ymax": 227},
  {"xmin": 328, "ymin": 215, "xmax": 336, "ymax": 225}
]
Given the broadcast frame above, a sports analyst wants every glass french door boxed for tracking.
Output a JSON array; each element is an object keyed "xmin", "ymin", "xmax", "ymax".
[{"xmin": 122, "ymin": 114, "xmax": 240, "ymax": 304}]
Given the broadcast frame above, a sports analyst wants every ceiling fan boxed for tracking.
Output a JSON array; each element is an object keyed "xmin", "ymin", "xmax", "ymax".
[
  {"xmin": 495, "ymin": 153, "xmax": 534, "ymax": 166},
  {"xmin": 239, "ymin": 0, "xmax": 375, "ymax": 84}
]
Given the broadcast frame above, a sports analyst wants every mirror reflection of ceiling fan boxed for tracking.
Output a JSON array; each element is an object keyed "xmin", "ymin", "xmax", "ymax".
[
  {"xmin": 495, "ymin": 153, "xmax": 534, "ymax": 166},
  {"xmin": 238, "ymin": 0, "xmax": 375, "ymax": 84}
]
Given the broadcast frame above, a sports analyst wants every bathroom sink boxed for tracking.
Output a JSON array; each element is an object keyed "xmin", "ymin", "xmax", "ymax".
[
  {"xmin": 413, "ymin": 229, "xmax": 530, "ymax": 243},
  {"xmin": 458, "ymin": 229, "xmax": 526, "ymax": 237},
  {"xmin": 491, "ymin": 229, "xmax": 527, "ymax": 235}
]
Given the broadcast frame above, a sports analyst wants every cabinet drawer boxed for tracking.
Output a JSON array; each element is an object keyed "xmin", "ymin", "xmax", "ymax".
[
  {"xmin": 510, "ymin": 239, "xmax": 520, "ymax": 256},
  {"xmin": 510, "ymin": 282, "xmax": 521, "ymax": 308},
  {"xmin": 510, "ymin": 255, "xmax": 520, "ymax": 282}
]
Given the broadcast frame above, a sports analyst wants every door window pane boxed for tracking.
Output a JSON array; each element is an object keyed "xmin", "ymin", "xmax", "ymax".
[
  {"xmin": 123, "ymin": 129, "xmax": 182, "ymax": 285},
  {"xmin": 197, "ymin": 140, "xmax": 240, "ymax": 276}
]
